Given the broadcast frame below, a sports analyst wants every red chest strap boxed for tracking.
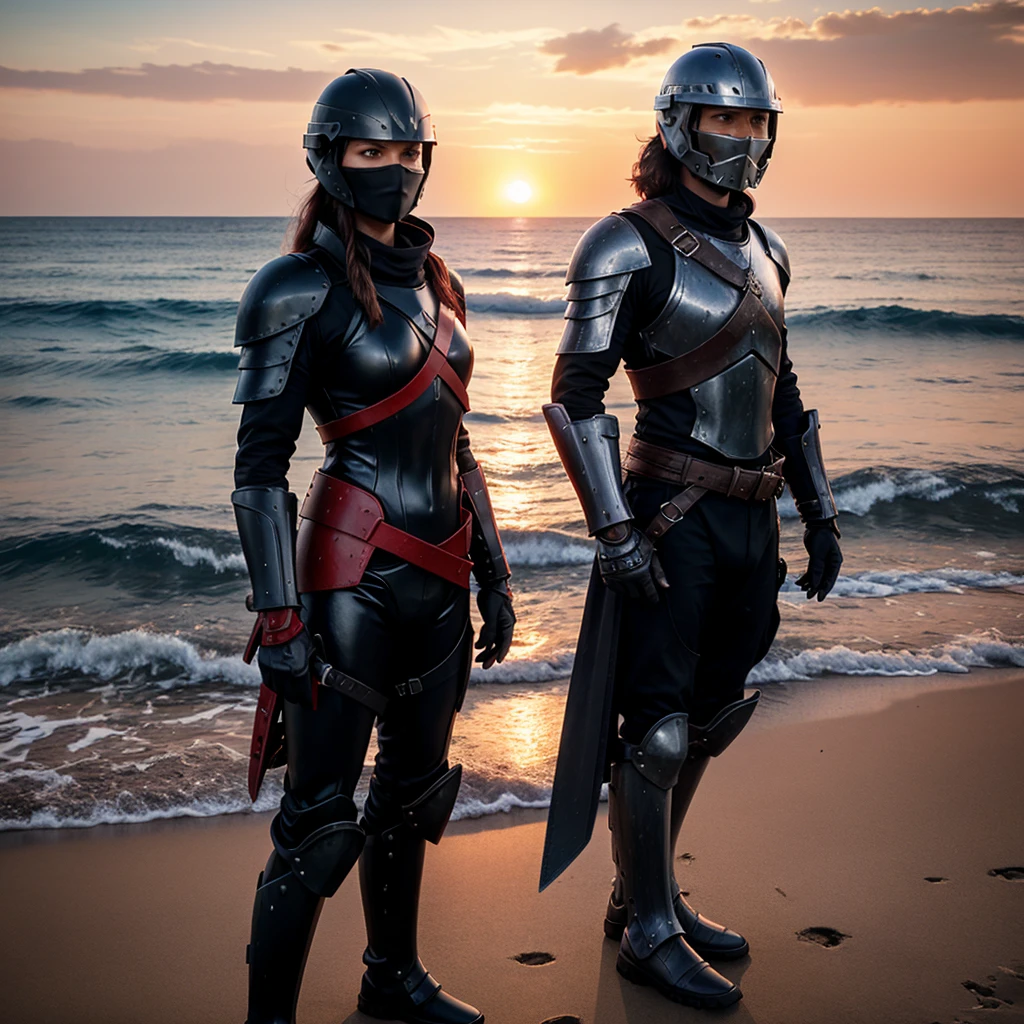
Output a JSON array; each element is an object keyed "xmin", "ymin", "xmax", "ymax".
[{"xmin": 315, "ymin": 303, "xmax": 469, "ymax": 445}]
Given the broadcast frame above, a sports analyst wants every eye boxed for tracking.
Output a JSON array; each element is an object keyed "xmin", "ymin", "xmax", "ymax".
[{"xmin": 360, "ymin": 147, "xmax": 381, "ymax": 158}]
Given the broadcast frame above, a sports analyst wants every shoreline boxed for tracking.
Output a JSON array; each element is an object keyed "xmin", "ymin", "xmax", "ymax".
[
  {"xmin": 1, "ymin": 665, "xmax": 1021, "ymax": 843},
  {"xmin": 1, "ymin": 672, "xmax": 1021, "ymax": 1024}
]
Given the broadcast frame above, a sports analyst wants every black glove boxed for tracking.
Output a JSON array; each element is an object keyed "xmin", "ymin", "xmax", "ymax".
[
  {"xmin": 257, "ymin": 624, "xmax": 317, "ymax": 708},
  {"xmin": 475, "ymin": 578, "xmax": 515, "ymax": 669},
  {"xmin": 596, "ymin": 524, "xmax": 669, "ymax": 604},
  {"xmin": 797, "ymin": 520, "xmax": 843, "ymax": 601}
]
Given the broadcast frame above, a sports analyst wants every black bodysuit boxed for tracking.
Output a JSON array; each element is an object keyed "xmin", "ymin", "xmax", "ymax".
[{"xmin": 235, "ymin": 218, "xmax": 478, "ymax": 836}]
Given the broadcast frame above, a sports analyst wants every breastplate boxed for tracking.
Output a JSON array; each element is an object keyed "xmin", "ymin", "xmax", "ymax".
[
  {"xmin": 307, "ymin": 282, "xmax": 473, "ymax": 542},
  {"xmin": 638, "ymin": 232, "xmax": 785, "ymax": 460}
]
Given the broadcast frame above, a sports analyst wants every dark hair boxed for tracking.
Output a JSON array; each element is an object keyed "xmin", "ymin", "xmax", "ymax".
[
  {"xmin": 630, "ymin": 135, "xmax": 682, "ymax": 201},
  {"xmin": 287, "ymin": 174, "xmax": 466, "ymax": 331}
]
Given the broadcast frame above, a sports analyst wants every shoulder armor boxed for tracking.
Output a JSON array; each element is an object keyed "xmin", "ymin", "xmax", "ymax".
[
  {"xmin": 565, "ymin": 213, "xmax": 651, "ymax": 285},
  {"xmin": 750, "ymin": 220, "xmax": 790, "ymax": 289},
  {"xmin": 232, "ymin": 252, "xmax": 330, "ymax": 404},
  {"xmin": 557, "ymin": 214, "xmax": 652, "ymax": 355}
]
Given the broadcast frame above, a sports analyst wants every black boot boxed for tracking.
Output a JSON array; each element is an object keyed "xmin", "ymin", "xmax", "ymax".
[
  {"xmin": 357, "ymin": 768, "xmax": 482, "ymax": 1024},
  {"xmin": 245, "ymin": 851, "xmax": 324, "ymax": 1024},
  {"xmin": 610, "ymin": 714, "xmax": 741, "ymax": 1009},
  {"xmin": 606, "ymin": 693, "xmax": 759, "ymax": 961},
  {"xmin": 247, "ymin": 790, "xmax": 366, "ymax": 1023}
]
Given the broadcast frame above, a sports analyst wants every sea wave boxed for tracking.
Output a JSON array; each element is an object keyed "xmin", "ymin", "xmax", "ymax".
[
  {"xmin": 781, "ymin": 568, "xmax": 1024, "ymax": 600},
  {"xmin": 2, "ymin": 631, "xmax": 1021, "ymax": 831},
  {"xmin": 0, "ymin": 524, "xmax": 591, "ymax": 588},
  {"xmin": 0, "ymin": 524, "xmax": 248, "ymax": 586},
  {"xmin": 460, "ymin": 267, "xmax": 564, "ymax": 279},
  {"xmin": 0, "ymin": 297, "xmax": 236, "ymax": 330},
  {"xmin": 4, "ymin": 619, "xmax": 1022, "ymax": 698},
  {"xmin": 0, "ymin": 628, "xmax": 258, "ymax": 690},
  {"xmin": 750, "ymin": 634, "xmax": 1024, "ymax": 683},
  {"xmin": 788, "ymin": 304, "xmax": 1024, "ymax": 339},
  {"xmin": 779, "ymin": 467, "xmax": 1024, "ymax": 522},
  {"xmin": 464, "ymin": 292, "xmax": 565, "ymax": 316},
  {"xmin": 0, "ymin": 754, "xmax": 548, "ymax": 832},
  {"xmin": 0, "ymin": 347, "xmax": 238, "ymax": 378}
]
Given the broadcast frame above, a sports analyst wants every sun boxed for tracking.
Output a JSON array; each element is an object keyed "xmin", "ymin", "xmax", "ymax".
[{"xmin": 505, "ymin": 180, "xmax": 533, "ymax": 204}]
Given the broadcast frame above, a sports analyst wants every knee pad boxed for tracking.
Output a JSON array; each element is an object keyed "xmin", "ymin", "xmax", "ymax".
[
  {"xmin": 690, "ymin": 690, "xmax": 761, "ymax": 757},
  {"xmin": 365, "ymin": 763, "xmax": 463, "ymax": 844},
  {"xmin": 620, "ymin": 713, "xmax": 689, "ymax": 789},
  {"xmin": 270, "ymin": 791, "xmax": 364, "ymax": 897}
]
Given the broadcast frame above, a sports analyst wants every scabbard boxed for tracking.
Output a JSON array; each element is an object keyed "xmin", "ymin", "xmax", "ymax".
[
  {"xmin": 247, "ymin": 682, "xmax": 285, "ymax": 803},
  {"xmin": 539, "ymin": 559, "xmax": 622, "ymax": 891}
]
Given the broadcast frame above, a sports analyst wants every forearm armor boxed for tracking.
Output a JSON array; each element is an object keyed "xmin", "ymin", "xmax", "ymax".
[
  {"xmin": 542, "ymin": 403, "xmax": 632, "ymax": 535},
  {"xmin": 231, "ymin": 485, "xmax": 300, "ymax": 610},
  {"xmin": 776, "ymin": 409, "xmax": 838, "ymax": 522},
  {"xmin": 459, "ymin": 463, "xmax": 511, "ymax": 586}
]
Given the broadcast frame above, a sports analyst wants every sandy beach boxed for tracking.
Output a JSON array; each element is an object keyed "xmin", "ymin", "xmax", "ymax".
[{"xmin": 1, "ymin": 671, "xmax": 1021, "ymax": 1024}]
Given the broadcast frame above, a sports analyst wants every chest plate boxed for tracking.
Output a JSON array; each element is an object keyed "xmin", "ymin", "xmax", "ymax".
[
  {"xmin": 306, "ymin": 281, "xmax": 474, "ymax": 541},
  {"xmin": 638, "ymin": 230, "xmax": 786, "ymax": 460}
]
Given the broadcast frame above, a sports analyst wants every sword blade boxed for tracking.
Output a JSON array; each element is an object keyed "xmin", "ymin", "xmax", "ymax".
[{"xmin": 539, "ymin": 560, "xmax": 621, "ymax": 891}]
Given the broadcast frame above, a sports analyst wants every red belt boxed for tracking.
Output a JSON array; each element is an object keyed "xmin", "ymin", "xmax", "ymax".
[{"xmin": 296, "ymin": 470, "xmax": 473, "ymax": 591}]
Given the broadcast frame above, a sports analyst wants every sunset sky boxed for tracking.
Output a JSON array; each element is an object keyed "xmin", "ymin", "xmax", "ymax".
[{"xmin": 1, "ymin": 0, "xmax": 1022, "ymax": 217}]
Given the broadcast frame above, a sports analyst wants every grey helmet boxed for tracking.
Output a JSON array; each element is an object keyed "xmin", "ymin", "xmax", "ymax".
[
  {"xmin": 654, "ymin": 42, "xmax": 782, "ymax": 192},
  {"xmin": 302, "ymin": 68, "xmax": 436, "ymax": 208}
]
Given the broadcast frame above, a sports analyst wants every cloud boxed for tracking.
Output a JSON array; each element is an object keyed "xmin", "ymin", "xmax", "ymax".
[
  {"xmin": 293, "ymin": 26, "xmax": 551, "ymax": 63},
  {"xmin": 539, "ymin": 23, "xmax": 678, "ymax": 74},
  {"xmin": 542, "ymin": 3, "xmax": 1024, "ymax": 104},
  {"xmin": 130, "ymin": 37, "xmax": 275, "ymax": 57},
  {"xmin": 736, "ymin": 1, "xmax": 1024, "ymax": 104},
  {"xmin": 0, "ymin": 62, "xmax": 332, "ymax": 103}
]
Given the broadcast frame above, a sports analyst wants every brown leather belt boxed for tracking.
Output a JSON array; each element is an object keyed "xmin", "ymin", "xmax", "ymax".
[{"xmin": 623, "ymin": 436, "xmax": 786, "ymax": 541}]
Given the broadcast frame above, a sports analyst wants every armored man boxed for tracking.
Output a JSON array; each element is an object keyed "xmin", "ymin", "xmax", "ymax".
[{"xmin": 540, "ymin": 43, "xmax": 842, "ymax": 1009}]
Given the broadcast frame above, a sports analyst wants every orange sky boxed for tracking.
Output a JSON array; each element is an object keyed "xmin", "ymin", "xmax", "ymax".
[{"xmin": 1, "ymin": 0, "xmax": 1022, "ymax": 216}]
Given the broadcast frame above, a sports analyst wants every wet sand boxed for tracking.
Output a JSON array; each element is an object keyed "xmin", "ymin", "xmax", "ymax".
[{"xmin": 1, "ymin": 673, "xmax": 1022, "ymax": 1024}]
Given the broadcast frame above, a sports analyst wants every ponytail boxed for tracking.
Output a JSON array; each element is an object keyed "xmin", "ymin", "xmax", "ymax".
[
  {"xmin": 286, "ymin": 179, "xmax": 383, "ymax": 330},
  {"xmin": 425, "ymin": 251, "xmax": 467, "ymax": 327}
]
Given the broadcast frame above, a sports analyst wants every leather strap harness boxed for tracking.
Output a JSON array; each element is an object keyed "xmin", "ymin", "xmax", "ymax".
[
  {"xmin": 621, "ymin": 200, "xmax": 782, "ymax": 402},
  {"xmin": 315, "ymin": 302, "xmax": 468, "ymax": 443},
  {"xmin": 625, "ymin": 438, "xmax": 786, "ymax": 542},
  {"xmin": 298, "ymin": 301, "xmax": 474, "ymax": 591}
]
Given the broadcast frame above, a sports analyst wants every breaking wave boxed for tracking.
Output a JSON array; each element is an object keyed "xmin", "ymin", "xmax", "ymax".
[
  {"xmin": 464, "ymin": 292, "xmax": 565, "ymax": 316},
  {"xmin": 788, "ymin": 305, "xmax": 1024, "ymax": 339}
]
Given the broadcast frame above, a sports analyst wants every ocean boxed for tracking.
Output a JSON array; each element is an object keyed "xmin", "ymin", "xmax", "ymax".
[{"xmin": 1, "ymin": 215, "xmax": 1022, "ymax": 831}]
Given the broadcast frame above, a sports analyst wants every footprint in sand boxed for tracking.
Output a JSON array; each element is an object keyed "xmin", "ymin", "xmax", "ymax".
[
  {"xmin": 924, "ymin": 876, "xmax": 949, "ymax": 883},
  {"xmin": 512, "ymin": 951, "xmax": 556, "ymax": 966},
  {"xmin": 796, "ymin": 926, "xmax": 850, "ymax": 948},
  {"xmin": 957, "ymin": 965, "xmax": 1024, "ymax": 1017},
  {"xmin": 540, "ymin": 1018, "xmax": 582, "ymax": 1024},
  {"xmin": 988, "ymin": 866, "xmax": 1024, "ymax": 881}
]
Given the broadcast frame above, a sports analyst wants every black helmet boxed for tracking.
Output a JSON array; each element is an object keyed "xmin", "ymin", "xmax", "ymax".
[{"xmin": 302, "ymin": 68, "xmax": 436, "ymax": 208}]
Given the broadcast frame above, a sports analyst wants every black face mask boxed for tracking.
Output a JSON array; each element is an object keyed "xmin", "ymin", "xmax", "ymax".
[{"xmin": 343, "ymin": 163, "xmax": 425, "ymax": 224}]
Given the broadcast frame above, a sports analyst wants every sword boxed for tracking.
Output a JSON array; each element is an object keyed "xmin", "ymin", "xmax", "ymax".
[{"xmin": 538, "ymin": 561, "xmax": 622, "ymax": 891}]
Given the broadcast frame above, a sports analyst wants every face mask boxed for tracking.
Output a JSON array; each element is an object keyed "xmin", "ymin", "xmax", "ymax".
[{"xmin": 343, "ymin": 163, "xmax": 426, "ymax": 224}]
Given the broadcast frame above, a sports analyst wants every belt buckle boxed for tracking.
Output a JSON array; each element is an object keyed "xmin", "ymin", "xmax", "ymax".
[
  {"xmin": 395, "ymin": 678, "xmax": 424, "ymax": 698},
  {"xmin": 773, "ymin": 476, "xmax": 786, "ymax": 499},
  {"xmin": 672, "ymin": 228, "xmax": 699, "ymax": 257},
  {"xmin": 659, "ymin": 499, "xmax": 685, "ymax": 524}
]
